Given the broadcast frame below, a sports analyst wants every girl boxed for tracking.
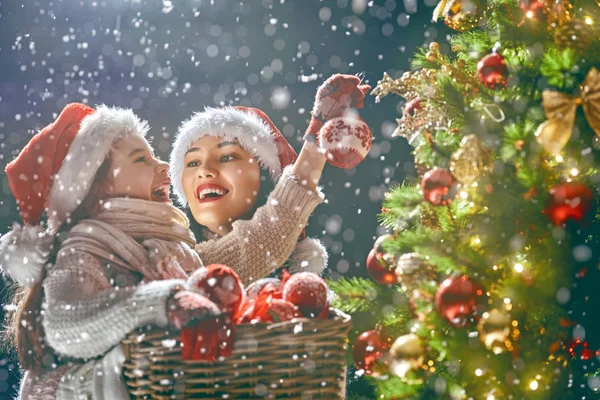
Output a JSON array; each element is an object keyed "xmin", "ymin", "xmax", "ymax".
[
  {"xmin": 1, "ymin": 103, "xmax": 215, "ymax": 399},
  {"xmin": 169, "ymin": 74, "xmax": 369, "ymax": 285}
]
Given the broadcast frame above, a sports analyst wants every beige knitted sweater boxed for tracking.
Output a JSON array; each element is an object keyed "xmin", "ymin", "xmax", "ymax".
[
  {"xmin": 195, "ymin": 165, "xmax": 326, "ymax": 285},
  {"xmin": 20, "ymin": 168, "xmax": 326, "ymax": 399},
  {"xmin": 19, "ymin": 198, "xmax": 202, "ymax": 399}
]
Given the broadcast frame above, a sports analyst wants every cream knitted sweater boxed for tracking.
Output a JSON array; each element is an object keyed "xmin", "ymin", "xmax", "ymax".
[
  {"xmin": 19, "ymin": 198, "xmax": 202, "ymax": 399},
  {"xmin": 195, "ymin": 166, "xmax": 326, "ymax": 285}
]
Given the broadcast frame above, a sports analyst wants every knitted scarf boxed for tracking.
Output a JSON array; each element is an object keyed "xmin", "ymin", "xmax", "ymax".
[{"xmin": 58, "ymin": 197, "xmax": 202, "ymax": 281}]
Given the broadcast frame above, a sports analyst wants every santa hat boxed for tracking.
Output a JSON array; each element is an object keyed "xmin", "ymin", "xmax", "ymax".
[
  {"xmin": 169, "ymin": 106, "xmax": 327, "ymax": 275},
  {"xmin": 1, "ymin": 103, "xmax": 149, "ymax": 285}
]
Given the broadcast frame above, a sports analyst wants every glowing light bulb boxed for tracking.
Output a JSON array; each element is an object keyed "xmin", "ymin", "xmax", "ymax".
[
  {"xmin": 530, "ymin": 380, "xmax": 539, "ymax": 390},
  {"xmin": 556, "ymin": 155, "xmax": 564, "ymax": 163},
  {"xmin": 570, "ymin": 168, "xmax": 579, "ymax": 176},
  {"xmin": 475, "ymin": 368, "xmax": 483, "ymax": 376},
  {"xmin": 514, "ymin": 263, "xmax": 524, "ymax": 273}
]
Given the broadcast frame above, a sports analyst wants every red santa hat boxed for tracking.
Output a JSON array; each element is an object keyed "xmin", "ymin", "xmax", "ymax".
[
  {"xmin": 1, "ymin": 103, "xmax": 149, "ymax": 285},
  {"xmin": 169, "ymin": 106, "xmax": 327, "ymax": 275}
]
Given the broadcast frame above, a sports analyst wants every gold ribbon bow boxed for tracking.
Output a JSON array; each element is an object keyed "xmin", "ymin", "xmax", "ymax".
[{"xmin": 535, "ymin": 67, "xmax": 600, "ymax": 156}]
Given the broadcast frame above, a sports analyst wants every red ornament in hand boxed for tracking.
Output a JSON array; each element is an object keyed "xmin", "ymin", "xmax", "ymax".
[
  {"xmin": 366, "ymin": 235, "xmax": 398, "ymax": 285},
  {"xmin": 318, "ymin": 115, "xmax": 372, "ymax": 169},
  {"xmin": 421, "ymin": 168, "xmax": 456, "ymax": 205},
  {"xmin": 282, "ymin": 272, "xmax": 328, "ymax": 317},
  {"xmin": 352, "ymin": 329, "xmax": 392, "ymax": 376},
  {"xmin": 544, "ymin": 182, "xmax": 594, "ymax": 226},
  {"xmin": 477, "ymin": 52, "xmax": 508, "ymax": 89},
  {"xmin": 435, "ymin": 275, "xmax": 487, "ymax": 327},
  {"xmin": 188, "ymin": 264, "xmax": 245, "ymax": 316}
]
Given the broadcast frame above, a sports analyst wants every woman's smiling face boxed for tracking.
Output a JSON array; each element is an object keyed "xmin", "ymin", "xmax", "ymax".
[{"xmin": 181, "ymin": 135, "xmax": 261, "ymax": 235}]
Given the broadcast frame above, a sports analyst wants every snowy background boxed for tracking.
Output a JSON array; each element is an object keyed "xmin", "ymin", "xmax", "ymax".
[{"xmin": 0, "ymin": 0, "xmax": 449, "ymax": 397}]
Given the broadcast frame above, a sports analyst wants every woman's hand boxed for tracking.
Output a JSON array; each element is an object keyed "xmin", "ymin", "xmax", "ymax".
[
  {"xmin": 306, "ymin": 74, "xmax": 371, "ymax": 136},
  {"xmin": 166, "ymin": 287, "xmax": 221, "ymax": 330},
  {"xmin": 291, "ymin": 141, "xmax": 327, "ymax": 192}
]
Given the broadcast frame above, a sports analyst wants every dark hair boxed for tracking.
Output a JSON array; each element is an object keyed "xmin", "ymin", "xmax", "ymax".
[
  {"xmin": 187, "ymin": 167, "xmax": 276, "ymax": 241},
  {"xmin": 3, "ymin": 155, "xmax": 113, "ymax": 372}
]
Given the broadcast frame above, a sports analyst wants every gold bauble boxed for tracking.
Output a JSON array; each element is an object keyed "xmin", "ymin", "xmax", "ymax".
[
  {"xmin": 443, "ymin": 0, "xmax": 482, "ymax": 32},
  {"xmin": 389, "ymin": 333, "xmax": 425, "ymax": 378},
  {"xmin": 449, "ymin": 134, "xmax": 493, "ymax": 185},
  {"xmin": 477, "ymin": 309, "xmax": 511, "ymax": 354},
  {"xmin": 554, "ymin": 19, "xmax": 594, "ymax": 54},
  {"xmin": 395, "ymin": 253, "xmax": 437, "ymax": 290}
]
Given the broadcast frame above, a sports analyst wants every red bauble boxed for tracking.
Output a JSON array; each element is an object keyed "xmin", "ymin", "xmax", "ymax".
[
  {"xmin": 282, "ymin": 272, "xmax": 329, "ymax": 317},
  {"xmin": 188, "ymin": 264, "xmax": 245, "ymax": 316},
  {"xmin": 403, "ymin": 98, "xmax": 424, "ymax": 117},
  {"xmin": 544, "ymin": 182, "xmax": 594, "ymax": 226},
  {"xmin": 246, "ymin": 278, "xmax": 282, "ymax": 301},
  {"xmin": 317, "ymin": 303, "xmax": 331, "ymax": 319},
  {"xmin": 519, "ymin": 0, "xmax": 545, "ymax": 21},
  {"xmin": 263, "ymin": 299, "xmax": 300, "ymax": 323},
  {"xmin": 435, "ymin": 275, "xmax": 487, "ymax": 327},
  {"xmin": 352, "ymin": 330, "xmax": 392, "ymax": 376},
  {"xmin": 318, "ymin": 116, "xmax": 372, "ymax": 169},
  {"xmin": 366, "ymin": 235, "xmax": 398, "ymax": 285},
  {"xmin": 421, "ymin": 168, "xmax": 456, "ymax": 206},
  {"xmin": 477, "ymin": 52, "xmax": 508, "ymax": 89}
]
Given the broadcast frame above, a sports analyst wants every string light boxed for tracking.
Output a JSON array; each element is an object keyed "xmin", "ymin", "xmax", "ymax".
[
  {"xmin": 514, "ymin": 263, "xmax": 524, "ymax": 273},
  {"xmin": 475, "ymin": 368, "xmax": 483, "ymax": 376},
  {"xmin": 460, "ymin": 191, "xmax": 469, "ymax": 199},
  {"xmin": 571, "ymin": 168, "xmax": 579, "ymax": 176},
  {"xmin": 556, "ymin": 155, "xmax": 564, "ymax": 163},
  {"xmin": 584, "ymin": 15, "xmax": 593, "ymax": 25},
  {"xmin": 530, "ymin": 380, "xmax": 539, "ymax": 390}
]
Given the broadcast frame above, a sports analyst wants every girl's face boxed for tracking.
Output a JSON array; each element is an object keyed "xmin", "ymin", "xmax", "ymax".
[
  {"xmin": 104, "ymin": 134, "xmax": 171, "ymax": 203},
  {"xmin": 182, "ymin": 135, "xmax": 261, "ymax": 235}
]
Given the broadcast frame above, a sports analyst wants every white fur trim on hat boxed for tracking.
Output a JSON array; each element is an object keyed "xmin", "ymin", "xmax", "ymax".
[
  {"xmin": 169, "ymin": 106, "xmax": 280, "ymax": 207},
  {"xmin": 0, "ymin": 224, "xmax": 54, "ymax": 285},
  {"xmin": 287, "ymin": 237, "xmax": 328, "ymax": 275},
  {"xmin": 46, "ymin": 105, "xmax": 149, "ymax": 232}
]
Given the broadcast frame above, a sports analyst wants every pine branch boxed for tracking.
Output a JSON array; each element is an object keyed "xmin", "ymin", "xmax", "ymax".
[
  {"xmin": 540, "ymin": 47, "xmax": 579, "ymax": 90},
  {"xmin": 327, "ymin": 277, "xmax": 380, "ymax": 314}
]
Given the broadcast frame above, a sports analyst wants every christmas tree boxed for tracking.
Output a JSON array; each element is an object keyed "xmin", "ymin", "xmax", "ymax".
[{"xmin": 330, "ymin": 0, "xmax": 600, "ymax": 398}]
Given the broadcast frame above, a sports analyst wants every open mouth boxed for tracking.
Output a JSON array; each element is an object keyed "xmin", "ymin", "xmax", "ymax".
[
  {"xmin": 151, "ymin": 180, "xmax": 172, "ymax": 203},
  {"xmin": 196, "ymin": 183, "xmax": 229, "ymax": 203}
]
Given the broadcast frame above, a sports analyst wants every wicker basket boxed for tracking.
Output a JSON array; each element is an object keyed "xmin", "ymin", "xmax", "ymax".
[{"xmin": 122, "ymin": 308, "xmax": 351, "ymax": 399}]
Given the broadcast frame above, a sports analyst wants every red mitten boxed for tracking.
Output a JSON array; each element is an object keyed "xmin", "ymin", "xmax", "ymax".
[
  {"xmin": 318, "ymin": 115, "xmax": 372, "ymax": 169},
  {"xmin": 167, "ymin": 289, "xmax": 221, "ymax": 330},
  {"xmin": 188, "ymin": 264, "xmax": 245, "ymax": 316},
  {"xmin": 306, "ymin": 74, "xmax": 371, "ymax": 137}
]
